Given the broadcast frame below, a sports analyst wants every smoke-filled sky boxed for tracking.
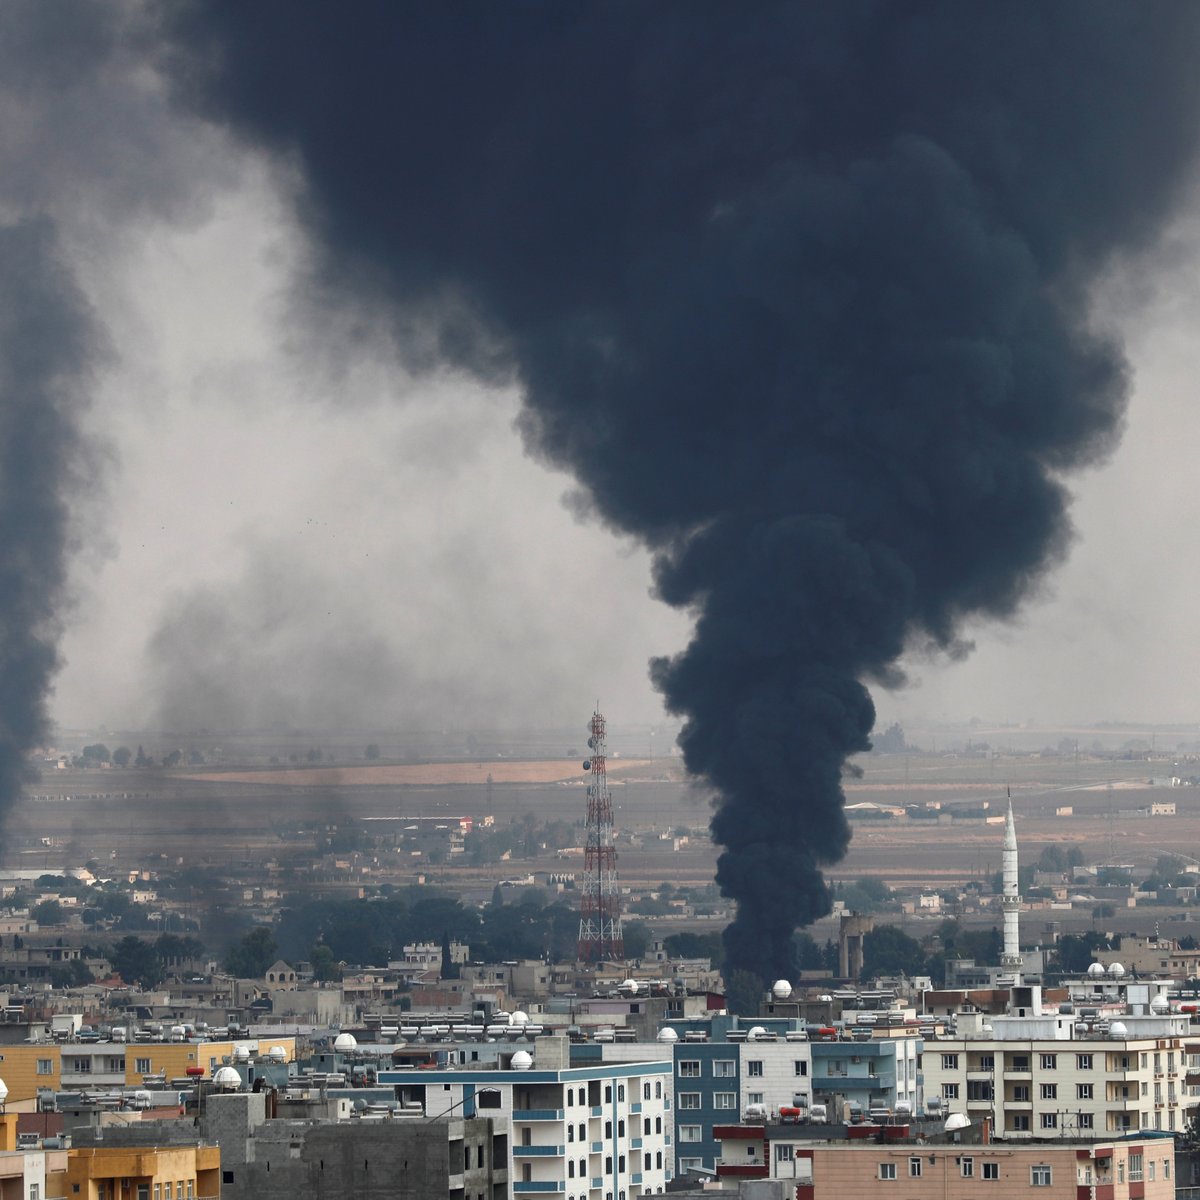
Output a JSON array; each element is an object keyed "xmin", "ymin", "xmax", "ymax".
[
  {"xmin": 9, "ymin": 2, "xmax": 1200, "ymax": 979},
  {"xmin": 1, "ymin": 0, "xmax": 1199, "ymax": 785},
  {"xmin": 4, "ymin": 2, "xmax": 1193, "ymax": 743}
]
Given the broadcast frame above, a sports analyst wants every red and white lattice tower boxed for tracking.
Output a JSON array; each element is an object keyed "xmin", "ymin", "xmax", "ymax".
[{"xmin": 577, "ymin": 709, "xmax": 624, "ymax": 961}]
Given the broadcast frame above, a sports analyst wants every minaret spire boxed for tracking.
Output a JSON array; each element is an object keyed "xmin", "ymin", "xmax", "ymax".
[{"xmin": 1000, "ymin": 790, "xmax": 1022, "ymax": 984}]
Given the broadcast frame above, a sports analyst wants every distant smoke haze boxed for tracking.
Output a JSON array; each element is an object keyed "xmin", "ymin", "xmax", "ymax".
[{"xmin": 161, "ymin": 2, "xmax": 1200, "ymax": 981}]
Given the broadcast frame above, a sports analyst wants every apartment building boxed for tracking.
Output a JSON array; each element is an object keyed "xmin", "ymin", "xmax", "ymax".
[
  {"xmin": 0, "ymin": 1037, "xmax": 296, "ymax": 1108},
  {"xmin": 921, "ymin": 995, "xmax": 1195, "ymax": 1137},
  {"xmin": 714, "ymin": 1123, "xmax": 1175, "ymax": 1200},
  {"xmin": 378, "ymin": 1040, "xmax": 672, "ymax": 1200},
  {"xmin": 577, "ymin": 1021, "xmax": 919, "ymax": 1177}
]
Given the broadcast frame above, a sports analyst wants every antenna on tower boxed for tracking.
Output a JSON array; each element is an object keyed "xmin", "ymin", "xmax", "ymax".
[{"xmin": 577, "ymin": 708, "xmax": 624, "ymax": 962}]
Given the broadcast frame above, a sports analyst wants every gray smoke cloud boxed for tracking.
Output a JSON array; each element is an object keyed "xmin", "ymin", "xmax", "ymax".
[{"xmin": 160, "ymin": 2, "xmax": 1200, "ymax": 982}]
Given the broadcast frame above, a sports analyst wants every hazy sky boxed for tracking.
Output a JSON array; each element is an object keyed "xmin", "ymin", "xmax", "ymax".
[{"xmin": 12, "ymin": 4, "xmax": 1200, "ymax": 737}]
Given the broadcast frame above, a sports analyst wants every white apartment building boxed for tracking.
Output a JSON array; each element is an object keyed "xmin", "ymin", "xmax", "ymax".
[
  {"xmin": 922, "ymin": 989, "xmax": 1197, "ymax": 1137},
  {"xmin": 380, "ymin": 1040, "xmax": 672, "ymax": 1200}
]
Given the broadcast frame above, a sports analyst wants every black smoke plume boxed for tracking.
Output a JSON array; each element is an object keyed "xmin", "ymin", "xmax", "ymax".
[
  {"xmin": 0, "ymin": 222, "xmax": 100, "ymax": 805},
  {"xmin": 167, "ymin": 2, "xmax": 1200, "ymax": 980}
]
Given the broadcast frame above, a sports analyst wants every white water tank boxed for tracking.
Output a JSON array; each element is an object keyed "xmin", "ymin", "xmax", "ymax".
[
  {"xmin": 772, "ymin": 980, "xmax": 793, "ymax": 999},
  {"xmin": 334, "ymin": 1033, "xmax": 358, "ymax": 1053}
]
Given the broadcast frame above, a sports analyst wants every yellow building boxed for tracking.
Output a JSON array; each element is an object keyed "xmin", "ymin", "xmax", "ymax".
[
  {"xmin": 49, "ymin": 1144, "xmax": 220, "ymax": 1200},
  {"xmin": 0, "ymin": 1039, "xmax": 296, "ymax": 1109},
  {"xmin": 0, "ymin": 1115, "xmax": 68, "ymax": 1198}
]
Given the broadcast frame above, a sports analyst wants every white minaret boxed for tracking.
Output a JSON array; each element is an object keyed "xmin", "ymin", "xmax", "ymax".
[{"xmin": 1000, "ymin": 798, "xmax": 1022, "ymax": 984}]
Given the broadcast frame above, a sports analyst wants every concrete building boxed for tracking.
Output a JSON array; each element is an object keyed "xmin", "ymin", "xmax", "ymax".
[
  {"xmin": 378, "ymin": 1039, "xmax": 672, "ymax": 1200},
  {"xmin": 714, "ymin": 1123, "xmax": 1175, "ymax": 1200},
  {"xmin": 0, "ymin": 1035, "xmax": 296, "ymax": 1109},
  {"xmin": 202, "ymin": 1092, "xmax": 507, "ymax": 1200},
  {"xmin": 922, "ymin": 987, "xmax": 1195, "ymax": 1136}
]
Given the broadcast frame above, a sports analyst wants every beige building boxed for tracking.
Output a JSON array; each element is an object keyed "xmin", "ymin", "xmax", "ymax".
[{"xmin": 717, "ymin": 1126, "xmax": 1175, "ymax": 1200}]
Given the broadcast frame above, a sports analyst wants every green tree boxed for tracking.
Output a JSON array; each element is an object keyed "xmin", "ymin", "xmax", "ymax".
[
  {"xmin": 110, "ymin": 935, "xmax": 165, "ymax": 988},
  {"xmin": 31, "ymin": 900, "xmax": 65, "ymax": 926},
  {"xmin": 81, "ymin": 743, "xmax": 110, "ymax": 764},
  {"xmin": 724, "ymin": 969, "xmax": 764, "ymax": 1017},
  {"xmin": 861, "ymin": 925, "xmax": 926, "ymax": 980},
  {"xmin": 112, "ymin": 746, "xmax": 132, "ymax": 767},
  {"xmin": 225, "ymin": 926, "xmax": 278, "ymax": 978},
  {"xmin": 623, "ymin": 921, "xmax": 650, "ymax": 960},
  {"xmin": 310, "ymin": 944, "xmax": 342, "ymax": 981}
]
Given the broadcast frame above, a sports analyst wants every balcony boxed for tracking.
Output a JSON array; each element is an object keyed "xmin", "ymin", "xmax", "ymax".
[
  {"xmin": 515, "ymin": 1110, "xmax": 565, "ymax": 1121},
  {"xmin": 514, "ymin": 1184, "xmax": 566, "ymax": 1194},
  {"xmin": 513, "ymin": 1147, "xmax": 565, "ymax": 1158},
  {"xmin": 631, "ymin": 1103, "xmax": 642, "ymax": 1113},
  {"xmin": 591, "ymin": 1142, "xmax": 603, "ymax": 1153},
  {"xmin": 631, "ymin": 1139, "xmax": 642, "ymax": 1150},
  {"xmin": 591, "ymin": 1106, "xmax": 603, "ymax": 1117},
  {"xmin": 591, "ymin": 1180, "xmax": 603, "ymax": 1190}
]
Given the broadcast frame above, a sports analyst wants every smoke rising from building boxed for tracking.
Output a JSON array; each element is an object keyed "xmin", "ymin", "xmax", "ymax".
[{"xmin": 160, "ymin": 3, "xmax": 1200, "ymax": 979}]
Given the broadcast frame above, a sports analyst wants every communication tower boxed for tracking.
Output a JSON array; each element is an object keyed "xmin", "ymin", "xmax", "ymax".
[{"xmin": 577, "ymin": 708, "xmax": 624, "ymax": 961}]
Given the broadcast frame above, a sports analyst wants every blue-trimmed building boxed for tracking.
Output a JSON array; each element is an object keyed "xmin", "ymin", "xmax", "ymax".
[{"xmin": 379, "ymin": 1048, "xmax": 672, "ymax": 1200}]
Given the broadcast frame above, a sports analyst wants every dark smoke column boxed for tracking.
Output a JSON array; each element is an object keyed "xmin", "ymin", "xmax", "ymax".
[
  {"xmin": 168, "ymin": 2, "xmax": 1200, "ymax": 981},
  {"xmin": 0, "ymin": 221, "xmax": 99, "ymax": 811}
]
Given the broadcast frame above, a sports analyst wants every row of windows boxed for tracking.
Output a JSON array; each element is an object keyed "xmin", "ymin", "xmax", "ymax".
[
  {"xmin": 677, "ymin": 1093, "xmax": 737, "ymax": 1110},
  {"xmin": 943, "ymin": 1082, "xmax": 1099, "ymax": 1102},
  {"xmin": 939, "ymin": 1050, "xmax": 1178, "ymax": 1073},
  {"xmin": 567, "ymin": 1115, "xmax": 664, "ymax": 1141},
  {"xmin": 564, "ymin": 1080, "xmax": 664, "ymax": 1107},
  {"xmin": 585, "ymin": 1153, "xmax": 665, "ymax": 1174},
  {"xmin": 1002, "ymin": 1113, "xmax": 1095, "ymax": 1133},
  {"xmin": 678, "ymin": 1060, "xmax": 806, "ymax": 1078},
  {"xmin": 878, "ymin": 1160, "xmax": 1027, "ymax": 1183}
]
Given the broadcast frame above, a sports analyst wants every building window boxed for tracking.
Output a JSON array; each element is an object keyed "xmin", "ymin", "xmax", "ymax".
[
  {"xmin": 1010, "ymin": 1115, "xmax": 1029, "ymax": 1132},
  {"xmin": 713, "ymin": 1094, "xmax": 736, "ymax": 1109},
  {"xmin": 1030, "ymin": 1166, "xmax": 1051, "ymax": 1187},
  {"xmin": 941, "ymin": 1054, "xmax": 958, "ymax": 1070},
  {"xmin": 1012, "ymin": 1086, "xmax": 1029, "ymax": 1103},
  {"xmin": 36, "ymin": 1060, "xmax": 52, "ymax": 1075},
  {"xmin": 1077, "ymin": 1054, "xmax": 1092, "ymax": 1070},
  {"xmin": 567, "ymin": 1088, "xmax": 573, "ymax": 1105},
  {"xmin": 655, "ymin": 1081, "xmax": 662, "ymax": 1098},
  {"xmin": 908, "ymin": 1157, "xmax": 922, "ymax": 1178},
  {"xmin": 643, "ymin": 1083, "xmax": 651, "ymax": 1100},
  {"xmin": 1040, "ymin": 1084, "xmax": 1057, "ymax": 1100},
  {"xmin": 1039, "ymin": 1054, "xmax": 1056, "ymax": 1071},
  {"xmin": 1165, "ymin": 1159, "xmax": 1172, "ymax": 1180},
  {"xmin": 29, "ymin": 1187, "xmax": 39, "ymax": 1200},
  {"xmin": 679, "ymin": 1062, "xmax": 700, "ymax": 1079},
  {"xmin": 618, "ymin": 1086, "xmax": 625, "ymax": 1101},
  {"xmin": 679, "ymin": 1126, "xmax": 701, "ymax": 1143},
  {"xmin": 568, "ymin": 1162, "xmax": 575, "ymax": 1178},
  {"xmin": 942, "ymin": 1084, "xmax": 958, "ymax": 1101},
  {"xmin": 644, "ymin": 1154, "xmax": 651, "ymax": 1170},
  {"xmin": 678, "ymin": 1094, "xmax": 700, "ymax": 1110},
  {"xmin": 618, "ymin": 1156, "xmax": 625, "ymax": 1173},
  {"xmin": 568, "ymin": 1126, "xmax": 574, "ymax": 1142},
  {"xmin": 747, "ymin": 1061, "xmax": 763, "ymax": 1077},
  {"xmin": 135, "ymin": 1058, "xmax": 151, "ymax": 1074},
  {"xmin": 1148, "ymin": 1160, "xmax": 1155, "ymax": 1182},
  {"xmin": 1079, "ymin": 1114, "xmax": 1093, "ymax": 1130},
  {"xmin": 678, "ymin": 1161, "xmax": 701, "ymax": 1174},
  {"xmin": 1040, "ymin": 1114, "xmax": 1057, "ymax": 1130},
  {"xmin": 978, "ymin": 1054, "xmax": 994, "ymax": 1070},
  {"xmin": 1077, "ymin": 1083, "xmax": 1092, "ymax": 1100},
  {"xmin": 878, "ymin": 1164, "xmax": 896, "ymax": 1181},
  {"xmin": 793, "ymin": 1061, "xmax": 807, "ymax": 1076},
  {"xmin": 655, "ymin": 1117, "xmax": 661, "ymax": 1133},
  {"xmin": 605, "ymin": 1086, "xmax": 612, "ymax": 1102},
  {"xmin": 982, "ymin": 1162, "xmax": 999, "ymax": 1181},
  {"xmin": 713, "ymin": 1060, "xmax": 735, "ymax": 1078},
  {"xmin": 1129, "ymin": 1154, "xmax": 1143, "ymax": 1183}
]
